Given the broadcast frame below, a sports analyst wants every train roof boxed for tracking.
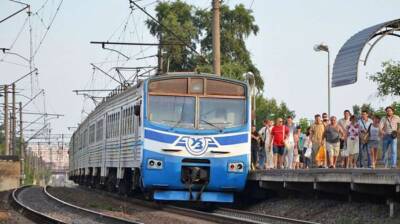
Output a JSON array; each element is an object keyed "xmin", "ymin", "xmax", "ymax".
[{"xmin": 73, "ymin": 72, "xmax": 249, "ymax": 135}]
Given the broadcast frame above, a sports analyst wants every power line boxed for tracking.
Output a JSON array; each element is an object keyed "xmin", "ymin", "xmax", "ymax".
[
  {"xmin": 129, "ymin": 0, "xmax": 206, "ymax": 61},
  {"xmin": 32, "ymin": 0, "xmax": 63, "ymax": 58},
  {"xmin": 0, "ymin": 1, "xmax": 30, "ymax": 24}
]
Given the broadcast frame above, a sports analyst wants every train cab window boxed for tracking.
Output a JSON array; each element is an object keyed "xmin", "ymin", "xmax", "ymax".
[
  {"xmin": 149, "ymin": 78, "xmax": 188, "ymax": 94},
  {"xmin": 199, "ymin": 98, "xmax": 245, "ymax": 129},
  {"xmin": 148, "ymin": 95, "xmax": 195, "ymax": 129},
  {"xmin": 206, "ymin": 79, "xmax": 245, "ymax": 96}
]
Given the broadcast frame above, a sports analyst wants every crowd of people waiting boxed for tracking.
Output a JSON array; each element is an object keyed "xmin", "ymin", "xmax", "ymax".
[{"xmin": 250, "ymin": 106, "xmax": 400, "ymax": 170}]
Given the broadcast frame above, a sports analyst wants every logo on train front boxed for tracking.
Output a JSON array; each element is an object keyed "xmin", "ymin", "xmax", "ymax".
[{"xmin": 185, "ymin": 137, "xmax": 208, "ymax": 156}]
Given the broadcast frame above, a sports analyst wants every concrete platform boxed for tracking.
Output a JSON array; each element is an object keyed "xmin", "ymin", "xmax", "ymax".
[{"xmin": 248, "ymin": 169, "xmax": 400, "ymax": 196}]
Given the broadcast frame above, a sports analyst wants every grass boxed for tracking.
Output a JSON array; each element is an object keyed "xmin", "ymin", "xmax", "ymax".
[{"xmin": 88, "ymin": 203, "xmax": 117, "ymax": 211}]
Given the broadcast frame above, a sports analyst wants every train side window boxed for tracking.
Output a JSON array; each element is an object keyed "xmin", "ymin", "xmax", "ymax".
[
  {"xmin": 96, "ymin": 119, "xmax": 103, "ymax": 142},
  {"xmin": 89, "ymin": 124, "xmax": 95, "ymax": 144},
  {"xmin": 83, "ymin": 128, "xmax": 88, "ymax": 148},
  {"xmin": 112, "ymin": 113, "xmax": 115, "ymax": 138},
  {"xmin": 106, "ymin": 115, "xmax": 111, "ymax": 139},
  {"xmin": 130, "ymin": 106, "xmax": 135, "ymax": 134},
  {"xmin": 121, "ymin": 109, "xmax": 125, "ymax": 136},
  {"xmin": 116, "ymin": 112, "xmax": 120, "ymax": 137},
  {"xmin": 124, "ymin": 109, "xmax": 128, "ymax": 135}
]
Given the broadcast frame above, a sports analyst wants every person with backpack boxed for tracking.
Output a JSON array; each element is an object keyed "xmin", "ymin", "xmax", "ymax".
[
  {"xmin": 322, "ymin": 116, "xmax": 345, "ymax": 168},
  {"xmin": 358, "ymin": 110, "xmax": 373, "ymax": 168}
]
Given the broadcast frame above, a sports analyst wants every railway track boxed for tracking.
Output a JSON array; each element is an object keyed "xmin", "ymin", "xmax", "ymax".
[
  {"xmin": 66, "ymin": 186, "xmax": 319, "ymax": 224},
  {"xmin": 11, "ymin": 185, "xmax": 143, "ymax": 224},
  {"xmin": 214, "ymin": 207, "xmax": 320, "ymax": 224}
]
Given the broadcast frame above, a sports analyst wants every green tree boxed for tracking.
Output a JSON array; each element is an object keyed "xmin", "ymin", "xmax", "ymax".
[
  {"xmin": 360, "ymin": 103, "xmax": 374, "ymax": 115},
  {"xmin": 298, "ymin": 118, "xmax": 310, "ymax": 133},
  {"xmin": 352, "ymin": 105, "xmax": 360, "ymax": 117},
  {"xmin": 369, "ymin": 60, "xmax": 400, "ymax": 96},
  {"xmin": 255, "ymin": 95, "xmax": 295, "ymax": 129},
  {"xmin": 146, "ymin": 1, "xmax": 264, "ymax": 91},
  {"xmin": 146, "ymin": 1, "xmax": 199, "ymax": 71}
]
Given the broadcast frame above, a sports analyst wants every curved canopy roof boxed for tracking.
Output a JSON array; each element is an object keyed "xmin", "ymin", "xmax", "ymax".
[{"xmin": 332, "ymin": 19, "xmax": 400, "ymax": 87}]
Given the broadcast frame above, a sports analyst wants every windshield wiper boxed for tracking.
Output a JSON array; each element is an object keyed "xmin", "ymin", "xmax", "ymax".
[
  {"xmin": 172, "ymin": 118, "xmax": 183, "ymax": 129},
  {"xmin": 159, "ymin": 119, "xmax": 182, "ymax": 128},
  {"xmin": 200, "ymin": 119, "xmax": 223, "ymax": 132}
]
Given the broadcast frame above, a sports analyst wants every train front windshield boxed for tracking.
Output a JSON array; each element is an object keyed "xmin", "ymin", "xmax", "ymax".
[{"xmin": 147, "ymin": 77, "xmax": 246, "ymax": 130}]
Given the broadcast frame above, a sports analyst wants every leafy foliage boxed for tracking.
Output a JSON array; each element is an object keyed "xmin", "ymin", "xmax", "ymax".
[
  {"xmin": 146, "ymin": 1, "xmax": 264, "ymax": 91},
  {"xmin": 255, "ymin": 95, "xmax": 295, "ymax": 129},
  {"xmin": 352, "ymin": 105, "xmax": 360, "ymax": 117},
  {"xmin": 352, "ymin": 103, "xmax": 374, "ymax": 117},
  {"xmin": 352, "ymin": 102, "xmax": 400, "ymax": 118},
  {"xmin": 369, "ymin": 61, "xmax": 400, "ymax": 96},
  {"xmin": 298, "ymin": 118, "xmax": 310, "ymax": 133},
  {"xmin": 146, "ymin": 1, "xmax": 199, "ymax": 71}
]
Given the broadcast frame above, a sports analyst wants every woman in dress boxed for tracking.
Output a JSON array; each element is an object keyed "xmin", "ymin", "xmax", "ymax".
[{"xmin": 347, "ymin": 115, "xmax": 360, "ymax": 168}]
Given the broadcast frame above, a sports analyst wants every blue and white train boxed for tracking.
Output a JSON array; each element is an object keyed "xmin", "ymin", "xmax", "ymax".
[{"xmin": 69, "ymin": 73, "xmax": 251, "ymax": 203}]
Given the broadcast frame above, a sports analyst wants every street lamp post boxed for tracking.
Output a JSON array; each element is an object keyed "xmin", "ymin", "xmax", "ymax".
[
  {"xmin": 243, "ymin": 72, "xmax": 256, "ymax": 126},
  {"xmin": 314, "ymin": 43, "xmax": 331, "ymax": 117}
]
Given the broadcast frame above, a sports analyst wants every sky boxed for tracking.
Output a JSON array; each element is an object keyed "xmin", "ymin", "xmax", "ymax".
[{"xmin": 1, "ymin": 0, "xmax": 400, "ymax": 140}]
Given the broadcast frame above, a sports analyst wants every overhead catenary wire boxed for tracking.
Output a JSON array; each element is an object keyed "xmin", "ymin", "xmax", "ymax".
[
  {"xmin": 129, "ymin": 0, "xmax": 207, "ymax": 62},
  {"xmin": 1, "ymin": 0, "xmax": 65, "ymax": 149},
  {"xmin": 32, "ymin": 0, "xmax": 63, "ymax": 58},
  {"xmin": 0, "ymin": 16, "xmax": 29, "ymax": 63}
]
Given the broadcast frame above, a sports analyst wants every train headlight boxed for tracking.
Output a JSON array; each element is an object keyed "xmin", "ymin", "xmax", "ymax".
[
  {"xmin": 147, "ymin": 159, "xmax": 163, "ymax": 169},
  {"xmin": 228, "ymin": 162, "xmax": 244, "ymax": 173}
]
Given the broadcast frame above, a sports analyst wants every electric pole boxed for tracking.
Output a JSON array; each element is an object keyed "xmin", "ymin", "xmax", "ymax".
[
  {"xmin": 157, "ymin": 32, "xmax": 164, "ymax": 74},
  {"xmin": 212, "ymin": 0, "xmax": 221, "ymax": 76},
  {"xmin": 4, "ymin": 85, "xmax": 9, "ymax": 155},
  {"xmin": 19, "ymin": 102, "xmax": 24, "ymax": 185},
  {"xmin": 12, "ymin": 83, "xmax": 16, "ymax": 155}
]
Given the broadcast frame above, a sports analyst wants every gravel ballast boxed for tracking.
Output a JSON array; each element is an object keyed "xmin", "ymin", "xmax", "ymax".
[
  {"xmin": 245, "ymin": 196, "xmax": 400, "ymax": 224},
  {"xmin": 48, "ymin": 186, "xmax": 214, "ymax": 224}
]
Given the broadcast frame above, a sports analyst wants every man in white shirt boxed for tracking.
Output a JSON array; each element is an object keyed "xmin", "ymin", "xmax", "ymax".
[
  {"xmin": 259, "ymin": 119, "xmax": 273, "ymax": 169},
  {"xmin": 380, "ymin": 106, "xmax": 400, "ymax": 168},
  {"xmin": 358, "ymin": 110, "xmax": 373, "ymax": 168}
]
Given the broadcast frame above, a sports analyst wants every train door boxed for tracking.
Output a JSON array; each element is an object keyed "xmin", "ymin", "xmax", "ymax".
[{"xmin": 133, "ymin": 100, "xmax": 141, "ymax": 167}]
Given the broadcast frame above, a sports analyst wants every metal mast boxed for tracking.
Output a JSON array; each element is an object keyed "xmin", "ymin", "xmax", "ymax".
[{"xmin": 212, "ymin": 0, "xmax": 221, "ymax": 76}]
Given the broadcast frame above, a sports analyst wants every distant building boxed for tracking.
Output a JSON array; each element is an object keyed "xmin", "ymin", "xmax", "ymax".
[{"xmin": 27, "ymin": 143, "xmax": 69, "ymax": 172}]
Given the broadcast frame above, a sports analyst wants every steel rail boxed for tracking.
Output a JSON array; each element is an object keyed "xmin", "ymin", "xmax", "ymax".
[
  {"xmin": 216, "ymin": 207, "xmax": 320, "ymax": 224},
  {"xmin": 44, "ymin": 186, "xmax": 143, "ymax": 224},
  {"xmin": 77, "ymin": 186, "xmax": 264, "ymax": 224},
  {"xmin": 12, "ymin": 185, "xmax": 143, "ymax": 224},
  {"xmin": 162, "ymin": 205, "xmax": 263, "ymax": 224},
  {"xmin": 11, "ymin": 185, "xmax": 66, "ymax": 224}
]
